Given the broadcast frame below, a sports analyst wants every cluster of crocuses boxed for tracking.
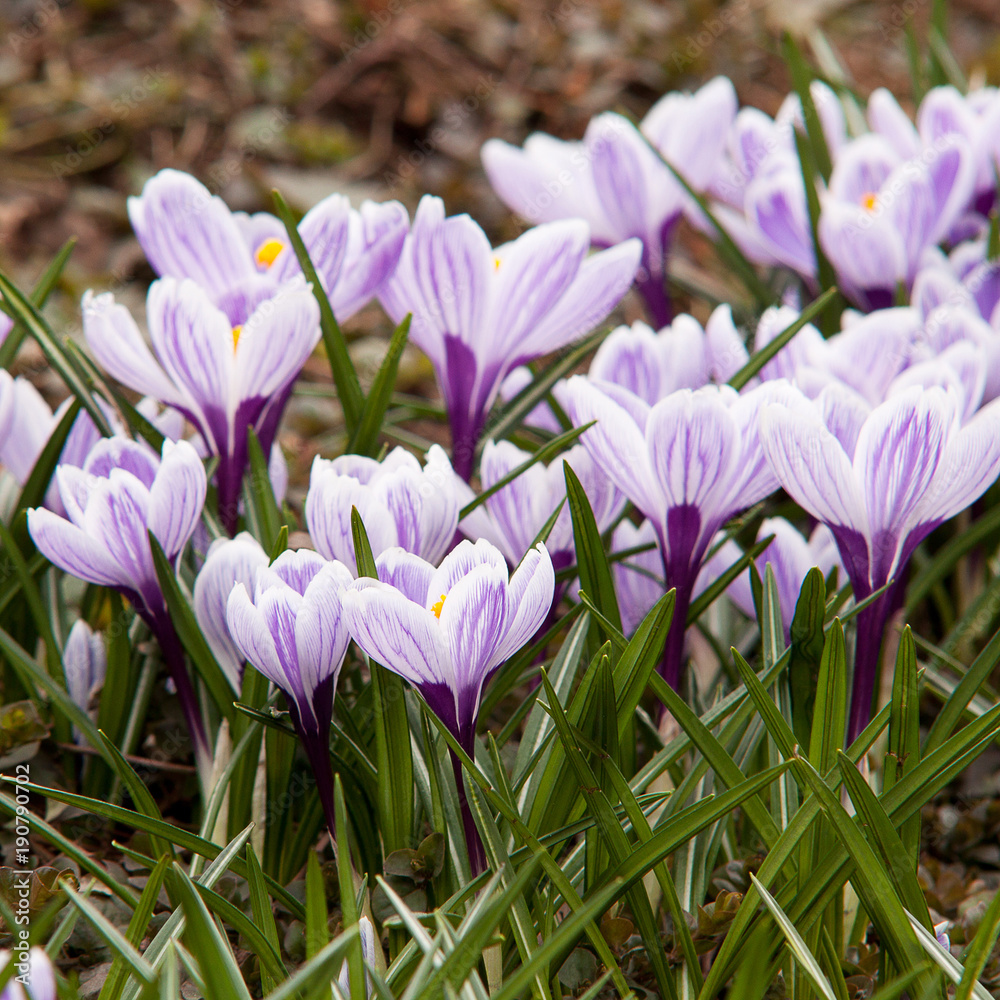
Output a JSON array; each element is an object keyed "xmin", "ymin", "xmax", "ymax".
[{"xmin": 3, "ymin": 72, "xmax": 1000, "ymax": 922}]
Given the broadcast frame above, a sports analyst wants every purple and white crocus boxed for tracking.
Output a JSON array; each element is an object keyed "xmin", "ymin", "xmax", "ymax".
[
  {"xmin": 760, "ymin": 383, "xmax": 1000, "ymax": 740},
  {"xmin": 306, "ymin": 444, "xmax": 460, "ymax": 573},
  {"xmin": 565, "ymin": 377, "xmax": 786, "ymax": 688},
  {"xmin": 83, "ymin": 278, "xmax": 320, "ymax": 534},
  {"xmin": 342, "ymin": 540, "xmax": 555, "ymax": 874},
  {"xmin": 64, "ymin": 620, "xmax": 108, "ymax": 745},
  {"xmin": 482, "ymin": 77, "xmax": 736, "ymax": 325},
  {"xmin": 378, "ymin": 195, "xmax": 641, "ymax": 479},
  {"xmin": 128, "ymin": 168, "xmax": 409, "ymax": 327},
  {"xmin": 27, "ymin": 437, "xmax": 211, "ymax": 776},
  {"xmin": 226, "ymin": 548, "xmax": 354, "ymax": 841}
]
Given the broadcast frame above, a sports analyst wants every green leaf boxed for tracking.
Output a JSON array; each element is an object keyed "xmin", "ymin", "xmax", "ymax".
[
  {"xmin": 564, "ymin": 461, "xmax": 622, "ymax": 643},
  {"xmin": 729, "ymin": 286, "xmax": 839, "ymax": 389},
  {"xmin": 169, "ymin": 863, "xmax": 253, "ymax": 1000},
  {"xmin": 907, "ymin": 912, "xmax": 992, "ymax": 1000},
  {"xmin": 305, "ymin": 851, "xmax": 330, "ymax": 960},
  {"xmin": 809, "ymin": 619, "xmax": 847, "ymax": 774},
  {"xmin": 956, "ymin": 878, "xmax": 1000, "ymax": 1000},
  {"xmin": 262, "ymin": 929, "xmax": 360, "ymax": 1000},
  {"xmin": 783, "ymin": 32, "xmax": 833, "ymax": 182},
  {"xmin": 687, "ymin": 533, "xmax": 773, "ymax": 625},
  {"xmin": 245, "ymin": 846, "xmax": 284, "ymax": 993},
  {"xmin": 349, "ymin": 314, "xmax": 411, "ymax": 456},
  {"xmin": 0, "ymin": 267, "xmax": 112, "ymax": 433},
  {"xmin": 0, "ymin": 237, "xmax": 76, "ymax": 367},
  {"xmin": 730, "ymin": 647, "xmax": 797, "ymax": 759},
  {"xmin": 148, "ymin": 531, "xmax": 235, "ymax": 723},
  {"xmin": 750, "ymin": 874, "xmax": 838, "ymax": 1000},
  {"xmin": 789, "ymin": 567, "xmax": 829, "ymax": 749},
  {"xmin": 243, "ymin": 427, "xmax": 283, "ymax": 551},
  {"xmin": 334, "ymin": 776, "xmax": 366, "ymax": 1000},
  {"xmin": 272, "ymin": 189, "xmax": 364, "ymax": 433},
  {"xmin": 887, "ymin": 625, "xmax": 921, "ymax": 858}
]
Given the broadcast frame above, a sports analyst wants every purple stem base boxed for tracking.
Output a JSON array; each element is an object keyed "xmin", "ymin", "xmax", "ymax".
[{"xmin": 450, "ymin": 745, "xmax": 487, "ymax": 877}]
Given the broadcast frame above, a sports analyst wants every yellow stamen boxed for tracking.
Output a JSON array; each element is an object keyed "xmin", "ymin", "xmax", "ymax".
[
  {"xmin": 232, "ymin": 325, "xmax": 242, "ymax": 349},
  {"xmin": 431, "ymin": 593, "xmax": 447, "ymax": 618},
  {"xmin": 255, "ymin": 238, "xmax": 285, "ymax": 269},
  {"xmin": 493, "ymin": 256, "xmax": 501, "ymax": 271},
  {"xmin": 861, "ymin": 192, "xmax": 878, "ymax": 212}
]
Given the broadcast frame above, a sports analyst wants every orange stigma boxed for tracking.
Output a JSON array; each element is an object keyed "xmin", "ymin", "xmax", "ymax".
[
  {"xmin": 861, "ymin": 192, "xmax": 878, "ymax": 212},
  {"xmin": 431, "ymin": 593, "xmax": 447, "ymax": 618},
  {"xmin": 232, "ymin": 325, "xmax": 242, "ymax": 348},
  {"xmin": 493, "ymin": 256, "xmax": 501, "ymax": 271},
  {"xmin": 254, "ymin": 238, "xmax": 285, "ymax": 269}
]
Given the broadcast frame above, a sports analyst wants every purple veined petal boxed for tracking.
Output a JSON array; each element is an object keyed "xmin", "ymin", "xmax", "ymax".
[
  {"xmin": 411, "ymin": 444, "xmax": 461, "ymax": 564},
  {"xmin": 269, "ymin": 441, "xmax": 289, "ymax": 506},
  {"xmin": 754, "ymin": 517, "xmax": 817, "ymax": 627},
  {"xmin": 645, "ymin": 388, "xmax": 739, "ymax": 513},
  {"xmin": 693, "ymin": 534, "xmax": 752, "ymax": 610},
  {"xmin": 924, "ymin": 136, "xmax": 976, "ymax": 244},
  {"xmin": 753, "ymin": 305, "xmax": 825, "ymax": 383},
  {"xmin": 777, "ymin": 80, "xmax": 847, "ymax": 159},
  {"xmin": 226, "ymin": 582, "xmax": 294, "ymax": 696},
  {"xmin": 233, "ymin": 210, "xmax": 286, "ymax": 265},
  {"xmin": 828, "ymin": 134, "xmax": 899, "ymax": 205},
  {"xmin": 342, "ymin": 577, "xmax": 451, "ymax": 690},
  {"xmin": 374, "ymin": 548, "xmax": 435, "ymax": 604},
  {"xmin": 83, "ymin": 437, "xmax": 159, "ymax": 489},
  {"xmin": 723, "ymin": 381, "xmax": 795, "ymax": 507},
  {"xmin": 258, "ymin": 548, "xmax": 329, "ymax": 598},
  {"xmin": 63, "ymin": 619, "xmax": 107, "ymax": 716},
  {"xmin": 305, "ymin": 459, "xmax": 397, "ymax": 569},
  {"xmin": 659, "ymin": 314, "xmax": 714, "ymax": 393},
  {"xmin": 612, "ymin": 519, "xmax": 664, "ymax": 636},
  {"xmin": 255, "ymin": 584, "xmax": 310, "ymax": 708},
  {"xmin": 745, "ymin": 163, "xmax": 816, "ymax": 277},
  {"xmin": 146, "ymin": 439, "xmax": 207, "ymax": 562},
  {"xmin": 853, "ymin": 386, "xmax": 955, "ymax": 545},
  {"xmin": 436, "ymin": 559, "xmax": 510, "ymax": 703},
  {"xmin": 409, "ymin": 195, "xmax": 493, "ymax": 351},
  {"xmin": 127, "ymin": 169, "xmax": 257, "ymax": 290},
  {"xmin": 481, "ymin": 134, "xmax": 610, "ymax": 234},
  {"xmin": 193, "ymin": 533, "xmax": 270, "ymax": 690},
  {"xmin": 295, "ymin": 561, "xmax": 354, "ymax": 711},
  {"xmin": 491, "ymin": 219, "xmax": 590, "ymax": 356},
  {"xmin": 234, "ymin": 284, "xmax": 321, "ymax": 401},
  {"xmin": 918, "ymin": 86, "xmax": 976, "ymax": 145},
  {"xmin": 886, "ymin": 163, "xmax": 939, "ymax": 280},
  {"xmin": 213, "ymin": 272, "xmax": 281, "ymax": 329},
  {"xmin": 889, "ymin": 341, "xmax": 986, "ymax": 421},
  {"xmin": 145, "ymin": 278, "xmax": 233, "ymax": 443},
  {"xmin": 912, "ymin": 264, "xmax": 973, "ymax": 317},
  {"xmin": 563, "ymin": 376, "xmax": 663, "ymax": 522},
  {"xmin": 54, "ymin": 465, "xmax": 97, "ymax": 526},
  {"xmin": 82, "ymin": 291, "xmax": 191, "ymax": 413},
  {"xmin": 867, "ymin": 88, "xmax": 921, "ymax": 159},
  {"xmin": 271, "ymin": 192, "xmax": 351, "ymax": 289},
  {"xmin": 759, "ymin": 396, "xmax": 867, "ymax": 533},
  {"xmin": 27, "ymin": 507, "xmax": 124, "ymax": 588},
  {"xmin": 705, "ymin": 304, "xmax": 750, "ymax": 383},
  {"xmin": 327, "ymin": 199, "xmax": 409, "ymax": 321},
  {"xmin": 0, "ymin": 370, "xmax": 15, "ymax": 447},
  {"xmin": 590, "ymin": 321, "xmax": 667, "ymax": 403},
  {"xmin": 427, "ymin": 538, "xmax": 508, "ymax": 608},
  {"xmin": 818, "ymin": 199, "xmax": 907, "ymax": 298},
  {"xmin": 57, "ymin": 401, "xmax": 114, "ymax": 474},
  {"xmin": 0, "ymin": 378, "xmax": 54, "ymax": 484},
  {"xmin": 83, "ymin": 472, "xmax": 157, "ymax": 603},
  {"xmin": 815, "ymin": 382, "xmax": 871, "ymax": 456},
  {"xmin": 912, "ymin": 396, "xmax": 1000, "ymax": 525},
  {"xmin": 565, "ymin": 444, "xmax": 626, "ymax": 535},
  {"xmin": 492, "ymin": 543, "xmax": 555, "ymax": 665},
  {"xmin": 522, "ymin": 238, "xmax": 642, "ymax": 357},
  {"xmin": 643, "ymin": 77, "xmax": 738, "ymax": 190}
]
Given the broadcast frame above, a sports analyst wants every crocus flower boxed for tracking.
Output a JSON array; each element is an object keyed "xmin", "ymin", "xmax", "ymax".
[
  {"xmin": 760, "ymin": 383, "xmax": 1000, "ymax": 740},
  {"xmin": 128, "ymin": 168, "xmax": 409, "ymax": 326},
  {"xmin": 482, "ymin": 78, "xmax": 736, "ymax": 326},
  {"xmin": 27, "ymin": 437, "xmax": 210, "ymax": 775},
  {"xmin": 64, "ymin": 620, "xmax": 107, "ymax": 744},
  {"xmin": 83, "ymin": 277, "xmax": 320, "ymax": 534},
  {"xmin": 306, "ymin": 444, "xmax": 460, "ymax": 573},
  {"xmin": 226, "ymin": 548, "xmax": 354, "ymax": 839},
  {"xmin": 379, "ymin": 196, "xmax": 641, "ymax": 479},
  {"xmin": 588, "ymin": 307, "xmax": 748, "ymax": 403},
  {"xmin": 0, "ymin": 311, "xmax": 12, "ymax": 347},
  {"xmin": 337, "ymin": 916, "xmax": 377, "ymax": 999},
  {"xmin": 818, "ymin": 133, "xmax": 974, "ymax": 310},
  {"xmin": 193, "ymin": 532, "xmax": 270, "ymax": 691},
  {"xmin": 456, "ymin": 439, "xmax": 624, "ymax": 595},
  {"xmin": 565, "ymin": 377, "xmax": 787, "ymax": 688},
  {"xmin": 0, "ymin": 947, "xmax": 56, "ymax": 1000},
  {"xmin": 342, "ymin": 539, "xmax": 555, "ymax": 874}
]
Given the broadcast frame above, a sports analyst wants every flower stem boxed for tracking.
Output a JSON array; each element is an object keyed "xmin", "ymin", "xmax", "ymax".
[{"xmin": 450, "ymin": 746, "xmax": 487, "ymax": 877}]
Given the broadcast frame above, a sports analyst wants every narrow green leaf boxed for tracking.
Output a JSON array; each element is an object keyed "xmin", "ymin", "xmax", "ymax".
[
  {"xmin": 907, "ymin": 912, "xmax": 992, "ymax": 1000},
  {"xmin": 334, "ymin": 775, "xmax": 366, "ymax": 1000},
  {"xmin": 729, "ymin": 287, "xmax": 839, "ymax": 389},
  {"xmin": 243, "ymin": 427, "xmax": 282, "ymax": 551},
  {"xmin": 956, "ymin": 880, "xmax": 1000, "ymax": 1000},
  {"xmin": 269, "ymin": 525, "xmax": 289, "ymax": 563},
  {"xmin": 564, "ymin": 461, "xmax": 622, "ymax": 640},
  {"xmin": 262, "ymin": 930, "xmax": 360, "ymax": 1000},
  {"xmin": 0, "ymin": 237, "xmax": 76, "ymax": 368},
  {"xmin": 809, "ymin": 619, "xmax": 847, "ymax": 774},
  {"xmin": 305, "ymin": 851, "xmax": 330, "ymax": 960},
  {"xmin": 0, "ymin": 267, "xmax": 112, "ymax": 433},
  {"xmin": 750, "ymin": 874, "xmax": 838, "ymax": 1000},
  {"xmin": 731, "ymin": 647, "xmax": 798, "ymax": 758},
  {"xmin": 614, "ymin": 591, "xmax": 674, "ymax": 743},
  {"xmin": 245, "ymin": 846, "xmax": 284, "ymax": 993},
  {"xmin": 887, "ymin": 625, "xmax": 920, "ymax": 858},
  {"xmin": 349, "ymin": 314, "xmax": 411, "ymax": 456},
  {"xmin": 272, "ymin": 189, "xmax": 364, "ymax": 432},
  {"xmin": 783, "ymin": 32, "xmax": 833, "ymax": 181},
  {"xmin": 789, "ymin": 567, "xmax": 828, "ymax": 749}
]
